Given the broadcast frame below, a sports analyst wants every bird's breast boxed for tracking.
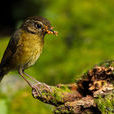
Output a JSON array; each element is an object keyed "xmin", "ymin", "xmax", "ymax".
[{"xmin": 13, "ymin": 32, "xmax": 44, "ymax": 69}]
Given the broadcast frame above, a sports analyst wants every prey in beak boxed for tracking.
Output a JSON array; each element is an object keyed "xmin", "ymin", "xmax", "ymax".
[{"xmin": 45, "ymin": 26, "xmax": 58, "ymax": 36}]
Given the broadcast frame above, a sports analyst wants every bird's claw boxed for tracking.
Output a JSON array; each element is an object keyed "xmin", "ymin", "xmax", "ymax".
[
  {"xmin": 42, "ymin": 83, "xmax": 52, "ymax": 93},
  {"xmin": 32, "ymin": 83, "xmax": 52, "ymax": 98},
  {"xmin": 32, "ymin": 84, "xmax": 42, "ymax": 98}
]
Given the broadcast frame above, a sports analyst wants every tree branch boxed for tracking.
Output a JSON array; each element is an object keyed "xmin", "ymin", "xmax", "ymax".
[{"xmin": 31, "ymin": 60, "xmax": 114, "ymax": 113}]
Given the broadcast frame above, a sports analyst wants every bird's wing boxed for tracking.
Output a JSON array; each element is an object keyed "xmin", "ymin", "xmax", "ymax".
[{"xmin": 0, "ymin": 29, "xmax": 22, "ymax": 67}]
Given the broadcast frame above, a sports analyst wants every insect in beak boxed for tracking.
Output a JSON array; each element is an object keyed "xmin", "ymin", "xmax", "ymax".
[{"xmin": 45, "ymin": 26, "xmax": 58, "ymax": 36}]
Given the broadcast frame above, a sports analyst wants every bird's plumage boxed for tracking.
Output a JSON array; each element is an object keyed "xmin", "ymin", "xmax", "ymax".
[
  {"xmin": 1, "ymin": 29, "xmax": 44, "ymax": 71},
  {"xmin": 0, "ymin": 16, "xmax": 57, "ymax": 84}
]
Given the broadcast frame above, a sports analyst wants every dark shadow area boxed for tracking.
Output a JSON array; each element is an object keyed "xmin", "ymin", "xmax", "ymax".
[{"xmin": 0, "ymin": 0, "xmax": 44, "ymax": 36}]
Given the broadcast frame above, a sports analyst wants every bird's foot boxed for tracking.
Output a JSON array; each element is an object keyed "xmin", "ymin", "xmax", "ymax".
[
  {"xmin": 42, "ymin": 83, "xmax": 52, "ymax": 92},
  {"xmin": 32, "ymin": 83, "xmax": 52, "ymax": 98},
  {"xmin": 32, "ymin": 84, "xmax": 42, "ymax": 98}
]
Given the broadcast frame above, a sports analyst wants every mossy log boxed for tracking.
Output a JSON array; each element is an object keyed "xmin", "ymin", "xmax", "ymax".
[{"xmin": 31, "ymin": 60, "xmax": 114, "ymax": 114}]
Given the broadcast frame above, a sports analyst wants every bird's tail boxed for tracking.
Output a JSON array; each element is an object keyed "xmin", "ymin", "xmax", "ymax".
[
  {"xmin": 0, "ymin": 70, "xmax": 5, "ymax": 82},
  {"xmin": 0, "ymin": 65, "xmax": 8, "ymax": 82}
]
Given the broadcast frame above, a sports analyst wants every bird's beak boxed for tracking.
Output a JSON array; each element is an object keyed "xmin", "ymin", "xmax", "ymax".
[{"xmin": 45, "ymin": 26, "xmax": 58, "ymax": 36}]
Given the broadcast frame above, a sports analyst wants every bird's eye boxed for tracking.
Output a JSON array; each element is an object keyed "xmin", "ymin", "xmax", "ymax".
[{"xmin": 36, "ymin": 24, "xmax": 42, "ymax": 29}]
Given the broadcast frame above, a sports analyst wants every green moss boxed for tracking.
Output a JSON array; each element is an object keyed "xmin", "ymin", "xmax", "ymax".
[
  {"xmin": 48, "ymin": 86, "xmax": 71, "ymax": 105},
  {"xmin": 56, "ymin": 85, "xmax": 71, "ymax": 92},
  {"xmin": 52, "ymin": 88, "xmax": 67, "ymax": 104},
  {"xmin": 95, "ymin": 93, "xmax": 114, "ymax": 113}
]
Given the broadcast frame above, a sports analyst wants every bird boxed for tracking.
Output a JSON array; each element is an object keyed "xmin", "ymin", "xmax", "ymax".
[{"xmin": 0, "ymin": 16, "xmax": 57, "ymax": 88}]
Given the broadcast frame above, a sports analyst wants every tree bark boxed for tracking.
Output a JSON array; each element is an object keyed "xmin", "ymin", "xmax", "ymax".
[{"xmin": 31, "ymin": 60, "xmax": 114, "ymax": 114}]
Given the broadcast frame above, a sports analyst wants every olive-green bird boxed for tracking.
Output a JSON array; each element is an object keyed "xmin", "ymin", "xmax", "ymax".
[{"xmin": 0, "ymin": 16, "xmax": 57, "ymax": 87}]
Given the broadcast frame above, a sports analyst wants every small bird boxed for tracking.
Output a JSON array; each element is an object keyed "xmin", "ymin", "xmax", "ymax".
[{"xmin": 0, "ymin": 16, "xmax": 57, "ymax": 88}]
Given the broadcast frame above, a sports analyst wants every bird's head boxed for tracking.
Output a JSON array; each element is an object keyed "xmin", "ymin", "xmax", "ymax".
[{"xmin": 21, "ymin": 16, "xmax": 58, "ymax": 37}]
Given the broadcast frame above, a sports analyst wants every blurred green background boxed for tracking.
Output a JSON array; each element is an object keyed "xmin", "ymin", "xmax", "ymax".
[{"xmin": 0, "ymin": 0, "xmax": 114, "ymax": 114}]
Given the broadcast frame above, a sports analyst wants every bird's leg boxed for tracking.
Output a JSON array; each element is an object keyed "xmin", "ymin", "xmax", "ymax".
[
  {"xmin": 22, "ymin": 71, "xmax": 41, "ymax": 84},
  {"xmin": 19, "ymin": 68, "xmax": 52, "ymax": 93},
  {"xmin": 18, "ymin": 67, "xmax": 33, "ymax": 88},
  {"xmin": 23, "ymin": 71, "xmax": 51, "ymax": 91}
]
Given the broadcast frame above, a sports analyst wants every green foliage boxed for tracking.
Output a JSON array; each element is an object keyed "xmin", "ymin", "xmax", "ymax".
[
  {"xmin": 9, "ymin": 90, "xmax": 52, "ymax": 114},
  {"xmin": 0, "ymin": 99, "xmax": 8, "ymax": 114},
  {"xmin": 0, "ymin": 0, "xmax": 114, "ymax": 113}
]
